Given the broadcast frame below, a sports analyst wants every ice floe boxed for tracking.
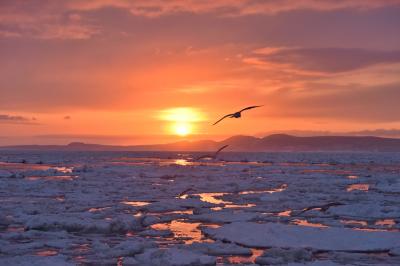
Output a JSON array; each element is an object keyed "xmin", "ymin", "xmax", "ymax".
[
  {"xmin": 133, "ymin": 248, "xmax": 216, "ymax": 266},
  {"xmin": 203, "ymin": 222, "xmax": 400, "ymax": 251},
  {"xmin": 1, "ymin": 151, "xmax": 400, "ymax": 264}
]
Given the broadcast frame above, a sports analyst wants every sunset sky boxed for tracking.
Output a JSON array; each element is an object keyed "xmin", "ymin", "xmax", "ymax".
[{"xmin": 1, "ymin": 0, "xmax": 400, "ymax": 145}]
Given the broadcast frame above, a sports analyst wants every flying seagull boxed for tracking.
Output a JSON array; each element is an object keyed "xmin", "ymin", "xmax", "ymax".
[
  {"xmin": 213, "ymin": 105, "xmax": 263, "ymax": 125},
  {"xmin": 177, "ymin": 187, "xmax": 194, "ymax": 198},
  {"xmin": 195, "ymin": 145, "xmax": 229, "ymax": 161},
  {"xmin": 295, "ymin": 202, "xmax": 344, "ymax": 216}
]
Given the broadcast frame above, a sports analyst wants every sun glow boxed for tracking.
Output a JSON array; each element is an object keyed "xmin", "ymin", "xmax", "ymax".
[
  {"xmin": 174, "ymin": 123, "xmax": 191, "ymax": 136},
  {"xmin": 159, "ymin": 107, "xmax": 205, "ymax": 137}
]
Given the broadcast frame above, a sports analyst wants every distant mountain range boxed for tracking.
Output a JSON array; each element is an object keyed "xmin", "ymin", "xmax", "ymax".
[{"xmin": 2, "ymin": 134, "xmax": 400, "ymax": 152}]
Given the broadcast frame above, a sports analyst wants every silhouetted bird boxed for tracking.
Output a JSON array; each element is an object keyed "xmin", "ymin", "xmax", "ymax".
[
  {"xmin": 295, "ymin": 202, "xmax": 344, "ymax": 216},
  {"xmin": 195, "ymin": 145, "xmax": 229, "ymax": 161},
  {"xmin": 213, "ymin": 105, "xmax": 263, "ymax": 125},
  {"xmin": 177, "ymin": 187, "xmax": 193, "ymax": 198}
]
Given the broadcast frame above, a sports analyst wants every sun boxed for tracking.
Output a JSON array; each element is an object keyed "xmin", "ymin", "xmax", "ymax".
[
  {"xmin": 159, "ymin": 107, "xmax": 205, "ymax": 137},
  {"xmin": 174, "ymin": 123, "xmax": 191, "ymax": 136}
]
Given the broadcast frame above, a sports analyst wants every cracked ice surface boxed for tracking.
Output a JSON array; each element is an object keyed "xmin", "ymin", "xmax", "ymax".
[{"xmin": 1, "ymin": 151, "xmax": 400, "ymax": 265}]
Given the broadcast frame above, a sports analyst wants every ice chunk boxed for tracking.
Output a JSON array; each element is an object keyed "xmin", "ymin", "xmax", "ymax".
[
  {"xmin": 0, "ymin": 214, "xmax": 12, "ymax": 226},
  {"xmin": 25, "ymin": 214, "xmax": 142, "ymax": 233},
  {"xmin": 328, "ymin": 203, "xmax": 400, "ymax": 219},
  {"xmin": 122, "ymin": 257, "xmax": 140, "ymax": 265},
  {"xmin": 188, "ymin": 241, "xmax": 252, "ymax": 256},
  {"xmin": 142, "ymin": 215, "xmax": 163, "ymax": 226},
  {"xmin": 203, "ymin": 222, "xmax": 400, "ymax": 251},
  {"xmin": 0, "ymin": 255, "xmax": 74, "ymax": 266},
  {"xmin": 389, "ymin": 246, "xmax": 400, "ymax": 256},
  {"xmin": 287, "ymin": 261, "xmax": 345, "ymax": 266},
  {"xmin": 255, "ymin": 247, "xmax": 312, "ymax": 265},
  {"xmin": 134, "ymin": 248, "xmax": 216, "ymax": 266},
  {"xmin": 108, "ymin": 239, "xmax": 156, "ymax": 257},
  {"xmin": 0, "ymin": 170, "xmax": 13, "ymax": 178},
  {"xmin": 193, "ymin": 210, "xmax": 258, "ymax": 223}
]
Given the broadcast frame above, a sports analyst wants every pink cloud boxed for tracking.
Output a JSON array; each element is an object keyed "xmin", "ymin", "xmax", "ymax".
[
  {"xmin": 0, "ymin": 2, "xmax": 98, "ymax": 40},
  {"xmin": 68, "ymin": 0, "xmax": 400, "ymax": 17}
]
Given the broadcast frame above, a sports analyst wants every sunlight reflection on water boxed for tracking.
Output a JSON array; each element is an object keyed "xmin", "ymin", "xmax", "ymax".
[
  {"xmin": 173, "ymin": 159, "xmax": 192, "ymax": 166},
  {"xmin": 293, "ymin": 219, "xmax": 328, "ymax": 228},
  {"xmin": 35, "ymin": 249, "xmax": 59, "ymax": 256},
  {"xmin": 27, "ymin": 175, "xmax": 76, "ymax": 181},
  {"xmin": 277, "ymin": 210, "xmax": 292, "ymax": 217},
  {"xmin": 347, "ymin": 184, "xmax": 369, "ymax": 192},
  {"xmin": 148, "ymin": 210, "xmax": 194, "ymax": 215},
  {"xmin": 196, "ymin": 192, "xmax": 256, "ymax": 209},
  {"xmin": 347, "ymin": 175, "xmax": 359, "ymax": 179},
  {"xmin": 151, "ymin": 220, "xmax": 218, "ymax": 244},
  {"xmin": 88, "ymin": 207, "xmax": 111, "ymax": 212},
  {"xmin": 341, "ymin": 219, "xmax": 368, "ymax": 227},
  {"xmin": 226, "ymin": 249, "xmax": 264, "ymax": 264},
  {"xmin": 375, "ymin": 219, "xmax": 396, "ymax": 227},
  {"xmin": 121, "ymin": 201, "xmax": 150, "ymax": 207},
  {"xmin": 0, "ymin": 162, "xmax": 50, "ymax": 170},
  {"xmin": 197, "ymin": 193, "xmax": 228, "ymax": 205},
  {"xmin": 239, "ymin": 184, "xmax": 287, "ymax": 195}
]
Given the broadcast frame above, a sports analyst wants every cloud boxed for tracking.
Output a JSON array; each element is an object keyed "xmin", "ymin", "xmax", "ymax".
[
  {"xmin": 2, "ymin": 1, "xmax": 399, "ymax": 40},
  {"xmin": 0, "ymin": 1, "xmax": 99, "ymax": 40},
  {"xmin": 2, "ymin": 1, "xmax": 399, "ymax": 47},
  {"xmin": 0, "ymin": 30, "xmax": 22, "ymax": 38},
  {"xmin": 249, "ymin": 47, "xmax": 400, "ymax": 74},
  {"xmin": 64, "ymin": 116, "xmax": 71, "ymax": 120},
  {"xmin": 1, "ymin": 0, "xmax": 400, "ymax": 128},
  {"xmin": 264, "ymin": 82, "xmax": 400, "ymax": 122},
  {"xmin": 0, "ymin": 114, "xmax": 36, "ymax": 124},
  {"xmin": 37, "ymin": 24, "xmax": 99, "ymax": 40},
  {"xmin": 68, "ymin": 0, "xmax": 400, "ymax": 17}
]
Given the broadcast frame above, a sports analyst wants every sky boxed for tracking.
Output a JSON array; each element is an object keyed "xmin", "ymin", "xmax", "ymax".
[{"xmin": 1, "ymin": 0, "xmax": 400, "ymax": 145}]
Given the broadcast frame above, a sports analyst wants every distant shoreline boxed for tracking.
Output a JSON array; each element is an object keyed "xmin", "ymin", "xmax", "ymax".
[{"xmin": 2, "ymin": 134, "xmax": 400, "ymax": 152}]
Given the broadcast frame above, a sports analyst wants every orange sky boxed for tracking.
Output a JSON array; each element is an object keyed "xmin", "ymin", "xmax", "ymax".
[{"xmin": 1, "ymin": 0, "xmax": 400, "ymax": 145}]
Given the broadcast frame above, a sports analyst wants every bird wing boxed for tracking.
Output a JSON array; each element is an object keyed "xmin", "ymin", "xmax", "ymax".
[
  {"xmin": 212, "ymin": 114, "xmax": 234, "ymax": 125},
  {"xmin": 177, "ymin": 188, "xmax": 193, "ymax": 198},
  {"xmin": 238, "ymin": 105, "xmax": 263, "ymax": 113},
  {"xmin": 296, "ymin": 202, "xmax": 343, "ymax": 215},
  {"xmin": 214, "ymin": 145, "xmax": 229, "ymax": 156}
]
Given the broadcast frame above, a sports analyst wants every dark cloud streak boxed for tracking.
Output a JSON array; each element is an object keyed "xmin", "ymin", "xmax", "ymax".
[
  {"xmin": 254, "ymin": 47, "xmax": 400, "ymax": 73},
  {"xmin": 0, "ymin": 114, "xmax": 36, "ymax": 124}
]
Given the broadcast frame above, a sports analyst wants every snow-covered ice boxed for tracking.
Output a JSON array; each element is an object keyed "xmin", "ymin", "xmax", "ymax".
[
  {"xmin": 1, "ymin": 151, "xmax": 400, "ymax": 265},
  {"xmin": 203, "ymin": 222, "xmax": 400, "ymax": 251},
  {"xmin": 133, "ymin": 248, "xmax": 216, "ymax": 266}
]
